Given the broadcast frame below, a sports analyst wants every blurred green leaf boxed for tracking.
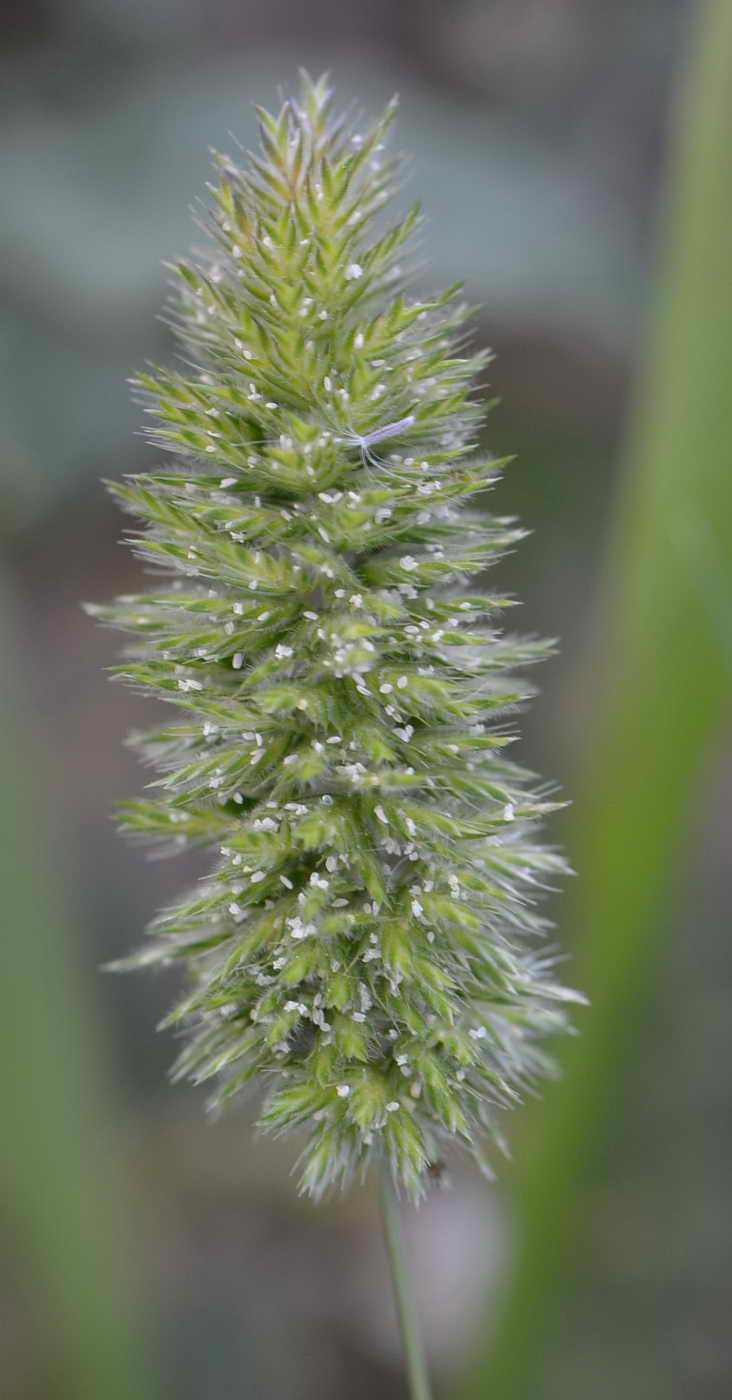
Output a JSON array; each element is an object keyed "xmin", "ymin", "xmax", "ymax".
[
  {"xmin": 0, "ymin": 567, "xmax": 157, "ymax": 1399},
  {"xmin": 456, "ymin": 1, "xmax": 732, "ymax": 1394}
]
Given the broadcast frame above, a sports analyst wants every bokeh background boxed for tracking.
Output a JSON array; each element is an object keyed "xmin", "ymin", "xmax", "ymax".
[{"xmin": 2, "ymin": 2, "xmax": 731, "ymax": 1398}]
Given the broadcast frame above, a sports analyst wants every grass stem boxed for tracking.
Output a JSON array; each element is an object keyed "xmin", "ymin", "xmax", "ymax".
[{"xmin": 378, "ymin": 1165, "xmax": 433, "ymax": 1400}]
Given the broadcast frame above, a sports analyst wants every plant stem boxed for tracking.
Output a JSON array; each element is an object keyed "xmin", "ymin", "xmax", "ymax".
[
  {"xmin": 377, "ymin": 1164, "xmax": 433, "ymax": 1400},
  {"xmin": 455, "ymin": 3, "xmax": 732, "ymax": 1396}
]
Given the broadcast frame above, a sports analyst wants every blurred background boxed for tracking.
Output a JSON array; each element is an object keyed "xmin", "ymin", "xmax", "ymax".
[{"xmin": 2, "ymin": 2, "xmax": 731, "ymax": 1397}]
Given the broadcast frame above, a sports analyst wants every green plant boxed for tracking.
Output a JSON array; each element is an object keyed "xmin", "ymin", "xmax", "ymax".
[
  {"xmin": 457, "ymin": 2, "xmax": 732, "ymax": 1395},
  {"xmin": 91, "ymin": 73, "xmax": 578, "ymax": 1396},
  {"xmin": 1, "ymin": 571, "xmax": 156, "ymax": 1400}
]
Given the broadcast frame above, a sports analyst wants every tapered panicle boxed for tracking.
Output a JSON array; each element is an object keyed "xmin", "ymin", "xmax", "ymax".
[{"xmin": 92, "ymin": 73, "xmax": 580, "ymax": 1201}]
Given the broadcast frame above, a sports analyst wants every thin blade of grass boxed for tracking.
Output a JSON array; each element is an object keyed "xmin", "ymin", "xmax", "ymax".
[
  {"xmin": 0, "ymin": 569, "xmax": 157, "ymax": 1400},
  {"xmin": 456, "ymin": 2, "xmax": 732, "ymax": 1393}
]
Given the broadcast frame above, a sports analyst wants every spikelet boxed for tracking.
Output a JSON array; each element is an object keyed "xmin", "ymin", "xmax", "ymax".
[{"xmin": 90, "ymin": 73, "xmax": 582, "ymax": 1200}]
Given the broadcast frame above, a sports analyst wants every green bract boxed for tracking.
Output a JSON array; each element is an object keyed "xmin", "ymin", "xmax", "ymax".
[{"xmin": 92, "ymin": 73, "xmax": 580, "ymax": 1200}]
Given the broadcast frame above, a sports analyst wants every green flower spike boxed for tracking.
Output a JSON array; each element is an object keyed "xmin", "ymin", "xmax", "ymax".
[{"xmin": 91, "ymin": 73, "xmax": 582, "ymax": 1204}]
